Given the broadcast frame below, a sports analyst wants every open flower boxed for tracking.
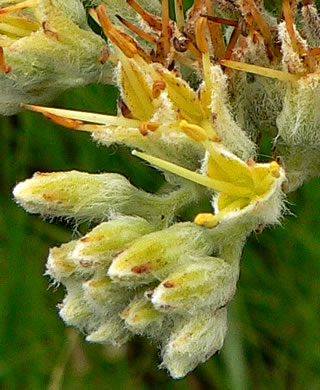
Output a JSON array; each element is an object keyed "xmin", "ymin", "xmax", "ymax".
[{"xmin": 12, "ymin": 0, "xmax": 320, "ymax": 379}]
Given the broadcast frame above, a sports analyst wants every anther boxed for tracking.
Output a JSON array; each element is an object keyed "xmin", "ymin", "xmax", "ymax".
[
  {"xmin": 173, "ymin": 36, "xmax": 188, "ymax": 53},
  {"xmin": 269, "ymin": 161, "xmax": 280, "ymax": 178},
  {"xmin": 194, "ymin": 213, "xmax": 218, "ymax": 228},
  {"xmin": 179, "ymin": 120, "xmax": 208, "ymax": 142},
  {"xmin": 152, "ymin": 80, "xmax": 166, "ymax": 98}
]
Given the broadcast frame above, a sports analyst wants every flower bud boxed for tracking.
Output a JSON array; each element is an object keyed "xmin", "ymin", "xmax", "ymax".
[
  {"xmin": 13, "ymin": 171, "xmax": 191, "ymax": 226},
  {"xmin": 46, "ymin": 241, "xmax": 77, "ymax": 282},
  {"xmin": 0, "ymin": 0, "xmax": 113, "ymax": 115},
  {"xmin": 82, "ymin": 276, "xmax": 132, "ymax": 315},
  {"xmin": 85, "ymin": 317, "xmax": 130, "ymax": 346},
  {"xmin": 108, "ymin": 223, "xmax": 213, "ymax": 284},
  {"xmin": 59, "ymin": 284, "xmax": 92, "ymax": 329},
  {"xmin": 277, "ymin": 73, "xmax": 320, "ymax": 147},
  {"xmin": 73, "ymin": 216, "xmax": 154, "ymax": 264},
  {"xmin": 150, "ymin": 257, "xmax": 237, "ymax": 314},
  {"xmin": 121, "ymin": 295, "xmax": 165, "ymax": 337},
  {"xmin": 161, "ymin": 308, "xmax": 228, "ymax": 378}
]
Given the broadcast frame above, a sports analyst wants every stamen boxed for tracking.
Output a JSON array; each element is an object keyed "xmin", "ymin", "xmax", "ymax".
[
  {"xmin": 127, "ymin": 0, "xmax": 162, "ymax": 31},
  {"xmin": 0, "ymin": 21, "xmax": 35, "ymax": 37},
  {"xmin": 116, "ymin": 49, "xmax": 154, "ymax": 120},
  {"xmin": 21, "ymin": 104, "xmax": 142, "ymax": 127},
  {"xmin": 174, "ymin": 0, "xmax": 185, "ymax": 29},
  {"xmin": 0, "ymin": 46, "xmax": 11, "ymax": 73},
  {"xmin": 218, "ymin": 59, "xmax": 301, "ymax": 82},
  {"xmin": 116, "ymin": 15, "xmax": 157, "ymax": 44},
  {"xmin": 309, "ymin": 48, "xmax": 320, "ymax": 56},
  {"xmin": 282, "ymin": 0, "xmax": 301, "ymax": 54},
  {"xmin": 96, "ymin": 5, "xmax": 137, "ymax": 58},
  {"xmin": 185, "ymin": 40, "xmax": 202, "ymax": 59},
  {"xmin": 0, "ymin": 14, "xmax": 39, "ymax": 32},
  {"xmin": 0, "ymin": 0, "xmax": 37, "ymax": 15},
  {"xmin": 139, "ymin": 121, "xmax": 160, "ymax": 136},
  {"xmin": 132, "ymin": 150, "xmax": 254, "ymax": 197},
  {"xmin": 161, "ymin": 0, "xmax": 170, "ymax": 59},
  {"xmin": 202, "ymin": 14, "xmax": 238, "ymax": 28},
  {"xmin": 195, "ymin": 16, "xmax": 209, "ymax": 54},
  {"xmin": 223, "ymin": 27, "xmax": 241, "ymax": 60},
  {"xmin": 42, "ymin": 113, "xmax": 85, "ymax": 130},
  {"xmin": 204, "ymin": 0, "xmax": 225, "ymax": 58}
]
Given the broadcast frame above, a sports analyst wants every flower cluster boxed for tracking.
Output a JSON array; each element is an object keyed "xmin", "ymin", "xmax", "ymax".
[{"xmin": 11, "ymin": 0, "xmax": 320, "ymax": 378}]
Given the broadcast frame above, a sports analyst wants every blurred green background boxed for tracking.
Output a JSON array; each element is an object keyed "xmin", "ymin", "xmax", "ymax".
[{"xmin": 1, "ymin": 1, "xmax": 320, "ymax": 389}]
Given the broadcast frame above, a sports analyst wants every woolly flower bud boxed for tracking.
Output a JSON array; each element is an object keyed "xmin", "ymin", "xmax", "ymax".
[
  {"xmin": 150, "ymin": 257, "xmax": 237, "ymax": 314},
  {"xmin": 277, "ymin": 73, "xmax": 320, "ymax": 147},
  {"xmin": 161, "ymin": 308, "xmax": 228, "ymax": 379},
  {"xmin": 0, "ymin": 0, "xmax": 113, "ymax": 115},
  {"xmin": 13, "ymin": 171, "xmax": 196, "ymax": 227},
  {"xmin": 44, "ymin": 216, "xmax": 247, "ymax": 377},
  {"xmin": 120, "ymin": 295, "xmax": 165, "ymax": 337},
  {"xmin": 108, "ymin": 223, "xmax": 214, "ymax": 284}
]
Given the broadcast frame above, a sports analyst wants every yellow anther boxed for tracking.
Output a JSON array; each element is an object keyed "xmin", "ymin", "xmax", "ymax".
[
  {"xmin": 194, "ymin": 213, "xmax": 218, "ymax": 228},
  {"xmin": 270, "ymin": 161, "xmax": 280, "ymax": 178},
  {"xmin": 179, "ymin": 120, "xmax": 208, "ymax": 142}
]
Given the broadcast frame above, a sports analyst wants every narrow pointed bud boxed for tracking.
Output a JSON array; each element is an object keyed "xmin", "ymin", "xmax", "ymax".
[
  {"xmin": 121, "ymin": 295, "xmax": 165, "ymax": 336},
  {"xmin": 13, "ymin": 171, "xmax": 184, "ymax": 226},
  {"xmin": 150, "ymin": 257, "xmax": 237, "ymax": 314},
  {"xmin": 108, "ymin": 223, "xmax": 213, "ymax": 284},
  {"xmin": 86, "ymin": 317, "xmax": 130, "ymax": 347},
  {"xmin": 161, "ymin": 308, "xmax": 228, "ymax": 378},
  {"xmin": 73, "ymin": 217, "xmax": 154, "ymax": 264}
]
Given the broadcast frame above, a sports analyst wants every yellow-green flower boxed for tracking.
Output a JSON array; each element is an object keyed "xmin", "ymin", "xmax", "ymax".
[{"xmin": 12, "ymin": 0, "xmax": 320, "ymax": 379}]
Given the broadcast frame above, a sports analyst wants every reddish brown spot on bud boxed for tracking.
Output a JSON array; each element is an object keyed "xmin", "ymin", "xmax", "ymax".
[
  {"xmin": 42, "ymin": 21, "xmax": 58, "ymax": 39},
  {"xmin": 99, "ymin": 48, "xmax": 109, "ymax": 64},
  {"xmin": 131, "ymin": 262, "xmax": 153, "ymax": 274},
  {"xmin": 79, "ymin": 260, "xmax": 93, "ymax": 268},
  {"xmin": 42, "ymin": 193, "xmax": 55, "ymax": 201},
  {"xmin": 163, "ymin": 281, "xmax": 175, "ymax": 288},
  {"xmin": 80, "ymin": 237, "xmax": 89, "ymax": 243},
  {"xmin": 0, "ymin": 47, "xmax": 11, "ymax": 73},
  {"xmin": 35, "ymin": 172, "xmax": 51, "ymax": 177},
  {"xmin": 146, "ymin": 290, "xmax": 154, "ymax": 299},
  {"xmin": 247, "ymin": 159, "xmax": 256, "ymax": 167}
]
